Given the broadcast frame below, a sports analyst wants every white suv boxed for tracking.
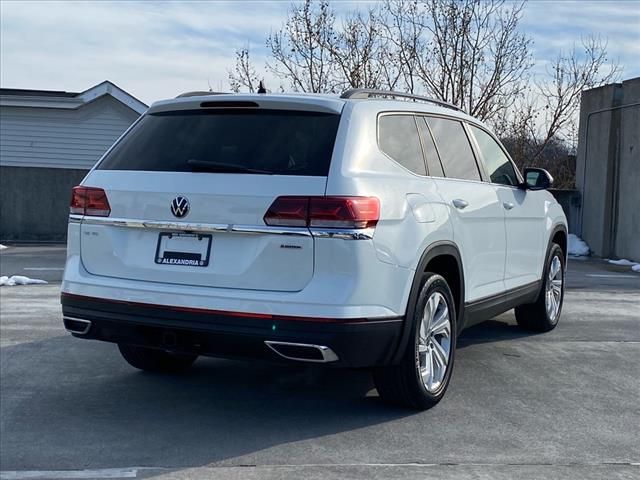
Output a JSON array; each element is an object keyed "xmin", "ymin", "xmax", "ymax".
[{"xmin": 61, "ymin": 89, "xmax": 567, "ymax": 409}]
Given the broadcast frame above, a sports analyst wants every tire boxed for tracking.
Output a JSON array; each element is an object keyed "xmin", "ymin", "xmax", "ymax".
[
  {"xmin": 515, "ymin": 243, "xmax": 565, "ymax": 332},
  {"xmin": 373, "ymin": 273, "xmax": 457, "ymax": 409},
  {"xmin": 118, "ymin": 344, "xmax": 197, "ymax": 373}
]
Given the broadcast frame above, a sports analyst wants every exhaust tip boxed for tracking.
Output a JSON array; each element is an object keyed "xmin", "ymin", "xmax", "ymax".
[
  {"xmin": 265, "ymin": 341, "xmax": 338, "ymax": 363},
  {"xmin": 63, "ymin": 316, "xmax": 92, "ymax": 335}
]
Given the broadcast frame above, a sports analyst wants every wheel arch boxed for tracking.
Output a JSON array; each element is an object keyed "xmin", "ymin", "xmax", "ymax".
[
  {"xmin": 549, "ymin": 224, "xmax": 568, "ymax": 266},
  {"xmin": 390, "ymin": 241, "xmax": 465, "ymax": 365},
  {"xmin": 532, "ymin": 223, "xmax": 568, "ymax": 300}
]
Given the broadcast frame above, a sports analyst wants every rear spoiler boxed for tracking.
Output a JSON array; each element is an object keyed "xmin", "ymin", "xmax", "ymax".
[{"xmin": 148, "ymin": 94, "xmax": 345, "ymax": 115}]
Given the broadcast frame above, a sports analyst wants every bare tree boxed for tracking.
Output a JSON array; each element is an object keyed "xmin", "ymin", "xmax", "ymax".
[
  {"xmin": 230, "ymin": 0, "xmax": 534, "ymax": 110},
  {"xmin": 266, "ymin": 1, "xmax": 402, "ymax": 91},
  {"xmin": 266, "ymin": 0, "xmax": 337, "ymax": 92},
  {"xmin": 325, "ymin": 8, "xmax": 388, "ymax": 90},
  {"xmin": 226, "ymin": 1, "xmax": 620, "ymax": 188},
  {"xmin": 228, "ymin": 47, "xmax": 260, "ymax": 93},
  {"xmin": 400, "ymin": 0, "xmax": 534, "ymax": 122},
  {"xmin": 496, "ymin": 35, "xmax": 621, "ymax": 186},
  {"xmin": 534, "ymin": 36, "xmax": 620, "ymax": 156},
  {"xmin": 379, "ymin": 0, "xmax": 424, "ymax": 93}
]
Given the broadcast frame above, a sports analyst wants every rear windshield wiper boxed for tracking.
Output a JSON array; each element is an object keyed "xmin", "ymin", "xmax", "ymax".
[{"xmin": 186, "ymin": 159, "xmax": 274, "ymax": 174}]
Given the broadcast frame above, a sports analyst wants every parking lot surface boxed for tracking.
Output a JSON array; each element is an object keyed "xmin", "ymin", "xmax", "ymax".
[
  {"xmin": 1, "ymin": 246, "xmax": 639, "ymax": 479},
  {"xmin": 0, "ymin": 245, "xmax": 67, "ymax": 283}
]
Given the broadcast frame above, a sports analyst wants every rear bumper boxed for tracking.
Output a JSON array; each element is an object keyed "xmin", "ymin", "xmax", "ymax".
[{"xmin": 61, "ymin": 293, "xmax": 404, "ymax": 368}]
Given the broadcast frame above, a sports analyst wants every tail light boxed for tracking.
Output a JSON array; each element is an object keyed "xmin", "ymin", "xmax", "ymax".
[
  {"xmin": 309, "ymin": 197, "xmax": 379, "ymax": 228},
  {"xmin": 263, "ymin": 196, "xmax": 309, "ymax": 227},
  {"xmin": 264, "ymin": 196, "xmax": 379, "ymax": 229},
  {"xmin": 70, "ymin": 186, "xmax": 111, "ymax": 217}
]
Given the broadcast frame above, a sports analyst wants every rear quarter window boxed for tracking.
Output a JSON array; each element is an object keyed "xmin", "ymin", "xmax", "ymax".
[
  {"xmin": 97, "ymin": 109, "xmax": 341, "ymax": 176},
  {"xmin": 378, "ymin": 114, "xmax": 426, "ymax": 176}
]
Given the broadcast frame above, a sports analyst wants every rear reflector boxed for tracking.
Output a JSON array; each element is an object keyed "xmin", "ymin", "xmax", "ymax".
[
  {"xmin": 264, "ymin": 196, "xmax": 379, "ymax": 229},
  {"xmin": 70, "ymin": 186, "xmax": 111, "ymax": 217}
]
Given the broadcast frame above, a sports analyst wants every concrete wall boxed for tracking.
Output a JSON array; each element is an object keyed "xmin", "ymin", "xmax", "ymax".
[
  {"xmin": 0, "ymin": 166, "xmax": 88, "ymax": 242},
  {"xmin": 575, "ymin": 77, "xmax": 640, "ymax": 261},
  {"xmin": 614, "ymin": 79, "xmax": 640, "ymax": 261},
  {"xmin": 575, "ymin": 83, "xmax": 621, "ymax": 256}
]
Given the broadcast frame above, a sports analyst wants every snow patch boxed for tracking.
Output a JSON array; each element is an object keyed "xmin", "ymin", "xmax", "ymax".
[
  {"xmin": 607, "ymin": 258, "xmax": 640, "ymax": 273},
  {"xmin": 568, "ymin": 234, "xmax": 590, "ymax": 256},
  {"xmin": 0, "ymin": 275, "xmax": 48, "ymax": 286},
  {"xmin": 0, "ymin": 244, "xmax": 8, "ymax": 250},
  {"xmin": 607, "ymin": 258, "xmax": 637, "ymax": 266}
]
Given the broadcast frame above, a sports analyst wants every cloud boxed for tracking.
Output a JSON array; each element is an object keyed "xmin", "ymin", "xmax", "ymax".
[
  {"xmin": 521, "ymin": 0, "xmax": 640, "ymax": 77},
  {"xmin": 1, "ymin": 0, "xmax": 638, "ymax": 104},
  {"xmin": 0, "ymin": 1, "xmax": 287, "ymax": 102}
]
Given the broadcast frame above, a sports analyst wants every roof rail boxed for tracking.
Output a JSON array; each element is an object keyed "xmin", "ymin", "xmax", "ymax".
[
  {"xmin": 175, "ymin": 91, "xmax": 228, "ymax": 99},
  {"xmin": 340, "ymin": 89, "xmax": 464, "ymax": 113}
]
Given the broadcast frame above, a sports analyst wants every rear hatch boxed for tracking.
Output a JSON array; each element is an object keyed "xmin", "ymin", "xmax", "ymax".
[{"xmin": 78, "ymin": 97, "xmax": 343, "ymax": 292}]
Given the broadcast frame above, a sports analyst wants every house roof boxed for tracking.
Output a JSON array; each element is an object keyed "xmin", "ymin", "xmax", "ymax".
[
  {"xmin": 0, "ymin": 80, "xmax": 147, "ymax": 114},
  {"xmin": 0, "ymin": 88, "xmax": 79, "ymax": 98}
]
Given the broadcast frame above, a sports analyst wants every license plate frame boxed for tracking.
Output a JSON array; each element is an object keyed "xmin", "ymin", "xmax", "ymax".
[{"xmin": 154, "ymin": 232, "xmax": 212, "ymax": 267}]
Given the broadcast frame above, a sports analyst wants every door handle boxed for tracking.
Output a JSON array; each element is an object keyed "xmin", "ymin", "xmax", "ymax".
[
  {"xmin": 452, "ymin": 199, "xmax": 469, "ymax": 210},
  {"xmin": 503, "ymin": 202, "xmax": 515, "ymax": 210}
]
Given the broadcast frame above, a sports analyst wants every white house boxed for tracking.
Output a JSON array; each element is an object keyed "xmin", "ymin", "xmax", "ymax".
[
  {"xmin": 0, "ymin": 81, "xmax": 147, "ymax": 241},
  {"xmin": 0, "ymin": 80, "xmax": 146, "ymax": 169}
]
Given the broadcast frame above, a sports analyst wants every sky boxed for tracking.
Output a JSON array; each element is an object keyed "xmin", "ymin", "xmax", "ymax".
[{"xmin": 1, "ymin": 0, "xmax": 638, "ymax": 105}]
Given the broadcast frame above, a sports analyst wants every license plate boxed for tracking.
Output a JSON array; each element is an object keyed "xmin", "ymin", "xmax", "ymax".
[{"xmin": 155, "ymin": 233, "xmax": 212, "ymax": 267}]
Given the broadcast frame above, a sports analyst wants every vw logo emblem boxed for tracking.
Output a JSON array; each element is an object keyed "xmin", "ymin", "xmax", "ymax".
[{"xmin": 170, "ymin": 196, "xmax": 190, "ymax": 218}]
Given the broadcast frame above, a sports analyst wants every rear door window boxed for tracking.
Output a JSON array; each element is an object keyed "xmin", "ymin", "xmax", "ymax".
[
  {"xmin": 470, "ymin": 125, "xmax": 519, "ymax": 186},
  {"xmin": 378, "ymin": 115, "xmax": 427, "ymax": 176},
  {"xmin": 426, "ymin": 117, "xmax": 481, "ymax": 181},
  {"xmin": 98, "ymin": 109, "xmax": 341, "ymax": 176}
]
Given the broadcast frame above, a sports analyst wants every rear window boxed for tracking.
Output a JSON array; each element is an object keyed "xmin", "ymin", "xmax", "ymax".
[{"xmin": 97, "ymin": 109, "xmax": 341, "ymax": 176}]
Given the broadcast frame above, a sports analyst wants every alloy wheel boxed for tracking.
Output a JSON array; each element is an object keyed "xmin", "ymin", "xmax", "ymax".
[
  {"xmin": 417, "ymin": 291, "xmax": 452, "ymax": 393},
  {"xmin": 545, "ymin": 255, "xmax": 563, "ymax": 323}
]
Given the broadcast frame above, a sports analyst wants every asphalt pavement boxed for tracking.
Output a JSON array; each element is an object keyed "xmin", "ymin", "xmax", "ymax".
[
  {"xmin": 0, "ymin": 245, "xmax": 639, "ymax": 480},
  {"xmin": 0, "ymin": 244, "xmax": 67, "ymax": 283}
]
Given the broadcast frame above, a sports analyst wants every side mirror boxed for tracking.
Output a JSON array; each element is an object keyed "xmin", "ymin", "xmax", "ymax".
[{"xmin": 522, "ymin": 167, "xmax": 553, "ymax": 191}]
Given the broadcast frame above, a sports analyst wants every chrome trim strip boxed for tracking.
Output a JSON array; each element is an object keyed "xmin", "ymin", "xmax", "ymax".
[
  {"xmin": 74, "ymin": 216, "xmax": 374, "ymax": 240},
  {"xmin": 230, "ymin": 225, "xmax": 311, "ymax": 237},
  {"xmin": 63, "ymin": 316, "xmax": 92, "ymax": 335},
  {"xmin": 265, "ymin": 341, "xmax": 339, "ymax": 363},
  {"xmin": 310, "ymin": 228, "xmax": 375, "ymax": 240},
  {"xmin": 78, "ymin": 216, "xmax": 311, "ymax": 237}
]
